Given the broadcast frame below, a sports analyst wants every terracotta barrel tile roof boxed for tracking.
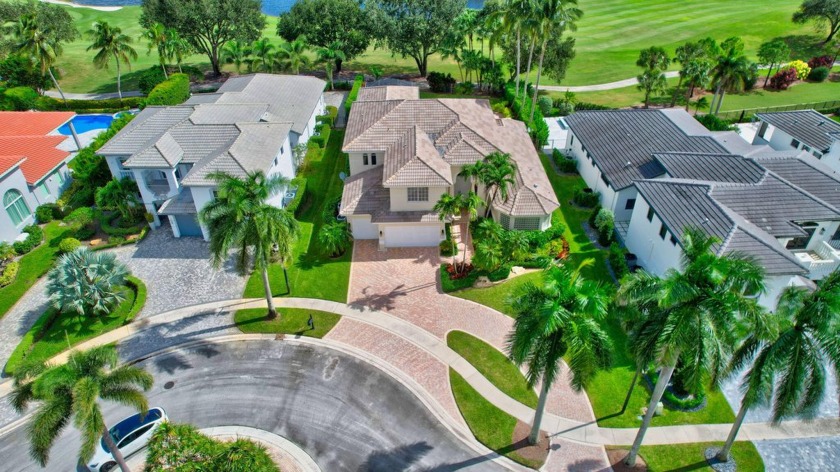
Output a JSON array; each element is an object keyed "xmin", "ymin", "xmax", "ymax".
[{"xmin": 0, "ymin": 111, "xmax": 74, "ymax": 136}]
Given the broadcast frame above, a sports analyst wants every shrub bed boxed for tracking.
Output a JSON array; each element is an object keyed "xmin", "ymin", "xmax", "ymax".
[
  {"xmin": 35, "ymin": 203, "xmax": 61, "ymax": 223},
  {"xmin": 573, "ymin": 188, "xmax": 600, "ymax": 208},
  {"xmin": 428, "ymin": 71, "xmax": 456, "ymax": 93},
  {"xmin": 58, "ymin": 237, "xmax": 81, "ymax": 254},
  {"xmin": 505, "ymin": 82, "xmax": 549, "ymax": 145},
  {"xmin": 644, "ymin": 369, "xmax": 708, "ymax": 412},
  {"xmin": 344, "ymin": 74, "xmax": 364, "ymax": 114},
  {"xmin": 696, "ymin": 113, "xmax": 737, "ymax": 131},
  {"xmin": 284, "ymin": 177, "xmax": 307, "ymax": 217},
  {"xmin": 100, "ymin": 212, "xmax": 145, "ymax": 237},
  {"xmin": 441, "ymin": 263, "xmax": 480, "ymax": 292},
  {"xmin": 143, "ymin": 73, "xmax": 190, "ymax": 107},
  {"xmin": 35, "ymin": 94, "xmax": 143, "ymax": 112},
  {"xmin": 608, "ymin": 242, "xmax": 629, "ymax": 280},
  {"xmin": 90, "ymin": 227, "xmax": 149, "ymax": 251},
  {"xmin": 552, "ymin": 149, "xmax": 578, "ymax": 173},
  {"xmin": 0, "ymin": 261, "xmax": 20, "ymax": 287},
  {"xmin": 310, "ymin": 123, "xmax": 331, "ymax": 148},
  {"xmin": 13, "ymin": 224, "xmax": 44, "ymax": 255}
]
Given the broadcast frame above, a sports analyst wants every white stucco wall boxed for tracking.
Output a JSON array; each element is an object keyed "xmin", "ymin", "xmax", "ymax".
[
  {"xmin": 189, "ymin": 186, "xmax": 214, "ymax": 240},
  {"xmin": 348, "ymin": 215, "xmax": 378, "ymax": 240},
  {"xmin": 566, "ymin": 130, "xmax": 619, "ymax": 213},
  {"xmin": 389, "ymin": 186, "xmax": 448, "ymax": 212},
  {"xmin": 0, "ymin": 168, "xmax": 39, "ymax": 242},
  {"xmin": 348, "ymin": 151, "xmax": 384, "ymax": 176},
  {"xmin": 31, "ymin": 163, "xmax": 72, "ymax": 206},
  {"xmin": 613, "ymin": 187, "xmax": 639, "ymax": 222},
  {"xmin": 624, "ymin": 195, "xmax": 683, "ymax": 276}
]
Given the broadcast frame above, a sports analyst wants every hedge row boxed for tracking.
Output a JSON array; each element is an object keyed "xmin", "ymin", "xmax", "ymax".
[
  {"xmin": 344, "ymin": 75, "xmax": 365, "ymax": 114},
  {"xmin": 124, "ymin": 275, "xmax": 147, "ymax": 324},
  {"xmin": 317, "ymin": 105, "xmax": 339, "ymax": 127},
  {"xmin": 37, "ymin": 95, "xmax": 144, "ymax": 112},
  {"xmin": 284, "ymin": 177, "xmax": 307, "ymax": 217},
  {"xmin": 0, "ymin": 261, "xmax": 20, "ymax": 287},
  {"xmin": 143, "ymin": 73, "xmax": 190, "ymax": 107},
  {"xmin": 310, "ymin": 123, "xmax": 331, "ymax": 148},
  {"xmin": 13, "ymin": 225, "xmax": 44, "ymax": 255},
  {"xmin": 100, "ymin": 213, "xmax": 146, "ymax": 237},
  {"xmin": 505, "ymin": 83, "xmax": 549, "ymax": 146}
]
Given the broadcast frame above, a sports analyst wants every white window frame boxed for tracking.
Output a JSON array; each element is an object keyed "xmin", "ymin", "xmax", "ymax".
[{"xmin": 4, "ymin": 189, "xmax": 31, "ymax": 227}]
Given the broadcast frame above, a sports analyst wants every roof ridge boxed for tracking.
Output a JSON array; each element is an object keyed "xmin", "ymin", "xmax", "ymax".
[
  {"xmin": 762, "ymin": 168, "xmax": 840, "ymax": 215},
  {"xmin": 342, "ymin": 99, "xmax": 405, "ymax": 149}
]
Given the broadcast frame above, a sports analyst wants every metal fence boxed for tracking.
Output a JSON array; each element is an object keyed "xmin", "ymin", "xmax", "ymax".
[{"xmin": 713, "ymin": 100, "xmax": 840, "ymax": 123}]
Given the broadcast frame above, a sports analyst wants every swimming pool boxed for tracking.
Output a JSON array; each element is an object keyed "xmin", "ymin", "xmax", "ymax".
[{"xmin": 58, "ymin": 114, "xmax": 114, "ymax": 135}]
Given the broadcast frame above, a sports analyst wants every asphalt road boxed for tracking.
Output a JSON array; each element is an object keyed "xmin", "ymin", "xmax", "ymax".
[{"xmin": 0, "ymin": 339, "xmax": 508, "ymax": 472}]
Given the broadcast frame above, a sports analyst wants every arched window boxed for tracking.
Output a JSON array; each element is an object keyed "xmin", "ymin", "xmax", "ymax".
[{"xmin": 4, "ymin": 189, "xmax": 31, "ymax": 226}]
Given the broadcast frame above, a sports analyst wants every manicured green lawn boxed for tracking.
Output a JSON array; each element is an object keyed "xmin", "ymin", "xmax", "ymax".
[
  {"xmin": 0, "ymin": 221, "xmax": 75, "ymax": 320},
  {"xmin": 234, "ymin": 308, "xmax": 340, "ymax": 338},
  {"xmin": 5, "ymin": 277, "xmax": 146, "ymax": 375},
  {"xmin": 447, "ymin": 330, "xmax": 538, "ymax": 408},
  {"xmin": 635, "ymin": 441, "xmax": 764, "ymax": 471},
  {"xmin": 242, "ymin": 130, "xmax": 351, "ymax": 303},
  {"xmin": 449, "ymin": 370, "xmax": 543, "ymax": 469}
]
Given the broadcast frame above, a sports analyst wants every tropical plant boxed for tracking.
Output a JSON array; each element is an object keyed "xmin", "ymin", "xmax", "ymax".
[
  {"xmin": 86, "ymin": 21, "xmax": 138, "ymax": 100},
  {"xmin": 249, "ymin": 37, "xmax": 275, "ymax": 72},
  {"xmin": 10, "ymin": 345, "xmax": 153, "ymax": 472},
  {"xmin": 757, "ymin": 38, "xmax": 791, "ymax": 87},
  {"xmin": 222, "ymin": 40, "xmax": 252, "ymax": 74},
  {"xmin": 47, "ymin": 248, "xmax": 130, "ymax": 319},
  {"xmin": 315, "ymin": 41, "xmax": 346, "ymax": 90},
  {"xmin": 95, "ymin": 178, "xmax": 141, "ymax": 221},
  {"xmin": 9, "ymin": 14, "xmax": 70, "ymax": 102},
  {"xmin": 787, "ymin": 59, "xmax": 812, "ymax": 80},
  {"xmin": 166, "ymin": 30, "xmax": 191, "ymax": 73},
  {"xmin": 199, "ymin": 171, "xmax": 299, "ymax": 319},
  {"xmin": 318, "ymin": 221, "xmax": 352, "ymax": 257},
  {"xmin": 618, "ymin": 226, "xmax": 766, "ymax": 466},
  {"xmin": 477, "ymin": 152, "xmax": 516, "ymax": 218},
  {"xmin": 141, "ymin": 22, "xmax": 170, "ymax": 78},
  {"xmin": 635, "ymin": 46, "xmax": 669, "ymax": 108},
  {"xmin": 508, "ymin": 260, "xmax": 612, "ymax": 444},
  {"xmin": 272, "ymin": 36, "xmax": 310, "ymax": 74},
  {"xmin": 709, "ymin": 38, "xmax": 752, "ymax": 115},
  {"xmin": 670, "ymin": 41, "xmax": 706, "ymax": 107},
  {"xmin": 716, "ymin": 269, "xmax": 840, "ymax": 462},
  {"xmin": 793, "ymin": 0, "xmax": 840, "ymax": 43}
]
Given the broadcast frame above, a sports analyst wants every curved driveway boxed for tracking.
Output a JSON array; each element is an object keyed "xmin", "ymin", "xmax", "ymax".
[{"xmin": 0, "ymin": 339, "xmax": 509, "ymax": 472}]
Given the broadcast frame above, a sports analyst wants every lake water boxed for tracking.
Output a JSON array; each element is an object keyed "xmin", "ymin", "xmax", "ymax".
[{"xmin": 75, "ymin": 0, "xmax": 485, "ymax": 16}]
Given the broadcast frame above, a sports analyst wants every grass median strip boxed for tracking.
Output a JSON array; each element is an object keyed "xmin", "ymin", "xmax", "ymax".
[
  {"xmin": 446, "ymin": 330, "xmax": 537, "ymax": 408},
  {"xmin": 234, "ymin": 308, "xmax": 340, "ymax": 339},
  {"xmin": 606, "ymin": 441, "xmax": 764, "ymax": 471}
]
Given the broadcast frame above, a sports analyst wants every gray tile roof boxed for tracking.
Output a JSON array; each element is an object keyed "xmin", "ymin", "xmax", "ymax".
[
  {"xmin": 756, "ymin": 110, "xmax": 840, "ymax": 152},
  {"xmin": 342, "ymin": 90, "xmax": 559, "ymax": 217},
  {"xmin": 97, "ymin": 106, "xmax": 194, "ymax": 156},
  {"xmin": 634, "ymin": 180, "xmax": 807, "ymax": 275},
  {"xmin": 339, "ymin": 167, "xmax": 440, "ymax": 223},
  {"xmin": 158, "ymin": 190, "xmax": 197, "ymax": 215},
  {"xmin": 564, "ymin": 109, "xmax": 728, "ymax": 189},
  {"xmin": 752, "ymin": 152, "xmax": 840, "ymax": 210},
  {"xmin": 653, "ymin": 153, "xmax": 765, "ymax": 184}
]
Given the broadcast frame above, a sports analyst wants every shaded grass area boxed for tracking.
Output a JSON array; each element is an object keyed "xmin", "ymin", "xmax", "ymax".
[
  {"xmin": 0, "ymin": 221, "xmax": 75, "ymax": 320},
  {"xmin": 243, "ymin": 130, "xmax": 351, "ymax": 303},
  {"xmin": 447, "ymin": 330, "xmax": 537, "ymax": 408},
  {"xmin": 5, "ymin": 278, "xmax": 145, "ymax": 375},
  {"xmin": 449, "ymin": 369, "xmax": 543, "ymax": 469},
  {"xmin": 632, "ymin": 441, "xmax": 764, "ymax": 471},
  {"xmin": 234, "ymin": 308, "xmax": 339, "ymax": 339}
]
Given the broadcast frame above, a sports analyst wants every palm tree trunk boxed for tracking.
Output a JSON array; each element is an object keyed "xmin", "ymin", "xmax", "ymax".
[
  {"xmin": 669, "ymin": 75, "xmax": 684, "ymax": 107},
  {"xmin": 529, "ymin": 380, "xmax": 551, "ymax": 445},
  {"xmin": 161, "ymin": 61, "xmax": 168, "ymax": 79},
  {"xmin": 461, "ymin": 209, "xmax": 469, "ymax": 270},
  {"xmin": 262, "ymin": 267, "xmax": 278, "ymax": 319},
  {"xmin": 115, "ymin": 54, "xmax": 123, "ymax": 100},
  {"xmin": 529, "ymin": 39, "xmax": 547, "ymax": 122},
  {"xmin": 522, "ymin": 36, "xmax": 536, "ymax": 103},
  {"xmin": 716, "ymin": 401, "xmax": 749, "ymax": 462},
  {"xmin": 625, "ymin": 360, "xmax": 678, "ymax": 466},
  {"xmin": 101, "ymin": 425, "xmax": 130, "ymax": 472},
  {"xmin": 763, "ymin": 65, "xmax": 773, "ymax": 87},
  {"xmin": 47, "ymin": 67, "xmax": 67, "ymax": 106},
  {"xmin": 709, "ymin": 82, "xmax": 722, "ymax": 116},
  {"xmin": 684, "ymin": 82, "xmax": 696, "ymax": 112},
  {"xmin": 714, "ymin": 89, "xmax": 726, "ymax": 115},
  {"xmin": 514, "ymin": 26, "xmax": 521, "ymax": 97}
]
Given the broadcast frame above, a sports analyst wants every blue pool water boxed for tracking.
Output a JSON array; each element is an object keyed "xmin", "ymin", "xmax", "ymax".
[
  {"xmin": 69, "ymin": 0, "xmax": 484, "ymax": 16},
  {"xmin": 58, "ymin": 114, "xmax": 114, "ymax": 135}
]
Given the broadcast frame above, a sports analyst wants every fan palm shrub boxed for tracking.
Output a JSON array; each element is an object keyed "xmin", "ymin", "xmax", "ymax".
[
  {"xmin": 318, "ymin": 221, "xmax": 353, "ymax": 257},
  {"xmin": 47, "ymin": 248, "xmax": 130, "ymax": 319}
]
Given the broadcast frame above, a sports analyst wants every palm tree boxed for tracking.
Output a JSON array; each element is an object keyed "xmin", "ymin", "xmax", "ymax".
[
  {"xmin": 47, "ymin": 248, "xmax": 130, "ymax": 319},
  {"xmin": 460, "ymin": 191, "xmax": 485, "ymax": 268},
  {"xmin": 199, "ymin": 171, "xmax": 299, "ymax": 319},
  {"xmin": 250, "ymin": 37, "xmax": 275, "ymax": 72},
  {"xmin": 488, "ymin": 0, "xmax": 529, "ymax": 98},
  {"xmin": 274, "ymin": 36, "xmax": 311, "ymax": 74},
  {"xmin": 508, "ymin": 260, "xmax": 612, "ymax": 444},
  {"xmin": 10, "ymin": 345, "xmax": 153, "ymax": 472},
  {"xmin": 95, "ymin": 178, "xmax": 141, "ymax": 221},
  {"xmin": 434, "ymin": 193, "xmax": 465, "ymax": 270},
  {"xmin": 222, "ymin": 40, "xmax": 251, "ymax": 74},
  {"xmin": 709, "ymin": 42, "xmax": 751, "ymax": 115},
  {"xmin": 166, "ymin": 30, "xmax": 191, "ymax": 74},
  {"xmin": 635, "ymin": 46, "xmax": 670, "ymax": 109},
  {"xmin": 86, "ymin": 21, "xmax": 138, "ymax": 100},
  {"xmin": 316, "ymin": 41, "xmax": 346, "ymax": 91},
  {"xmin": 318, "ymin": 221, "xmax": 353, "ymax": 257},
  {"xmin": 670, "ymin": 41, "xmax": 706, "ymax": 107},
  {"xmin": 480, "ymin": 152, "xmax": 517, "ymax": 217},
  {"xmin": 528, "ymin": 0, "xmax": 582, "ymax": 121},
  {"xmin": 716, "ymin": 270, "xmax": 840, "ymax": 462},
  {"xmin": 141, "ymin": 22, "xmax": 169, "ymax": 78},
  {"xmin": 458, "ymin": 160, "xmax": 486, "ymax": 195},
  {"xmin": 618, "ymin": 226, "xmax": 766, "ymax": 466},
  {"xmin": 682, "ymin": 59, "xmax": 711, "ymax": 112},
  {"xmin": 11, "ymin": 14, "xmax": 69, "ymax": 103}
]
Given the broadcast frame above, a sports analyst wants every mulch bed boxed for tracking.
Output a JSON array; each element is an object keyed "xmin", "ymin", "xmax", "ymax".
[
  {"xmin": 607, "ymin": 447, "xmax": 649, "ymax": 472},
  {"xmin": 510, "ymin": 421, "xmax": 550, "ymax": 464}
]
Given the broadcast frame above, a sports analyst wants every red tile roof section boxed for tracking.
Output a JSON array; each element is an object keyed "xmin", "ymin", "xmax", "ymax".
[
  {"xmin": 0, "ymin": 111, "xmax": 74, "ymax": 136},
  {"xmin": 0, "ymin": 111, "xmax": 75, "ymax": 184}
]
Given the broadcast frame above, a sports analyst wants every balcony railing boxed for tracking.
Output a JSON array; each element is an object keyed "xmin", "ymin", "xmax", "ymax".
[{"xmin": 795, "ymin": 241, "xmax": 840, "ymax": 280}]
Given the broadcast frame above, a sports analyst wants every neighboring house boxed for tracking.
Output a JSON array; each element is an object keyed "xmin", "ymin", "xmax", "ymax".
[
  {"xmin": 563, "ymin": 109, "xmax": 764, "ymax": 224},
  {"xmin": 0, "ymin": 111, "xmax": 76, "ymax": 243},
  {"xmin": 340, "ymin": 86, "xmax": 559, "ymax": 248},
  {"xmin": 623, "ymin": 151, "xmax": 840, "ymax": 310},
  {"xmin": 97, "ymin": 74, "xmax": 326, "ymax": 240},
  {"xmin": 752, "ymin": 110, "xmax": 840, "ymax": 170}
]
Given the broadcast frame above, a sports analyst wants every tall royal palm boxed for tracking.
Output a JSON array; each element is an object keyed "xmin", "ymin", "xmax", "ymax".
[
  {"xmin": 10, "ymin": 345, "xmax": 153, "ymax": 472},
  {"xmin": 717, "ymin": 270, "xmax": 840, "ymax": 462},
  {"xmin": 508, "ymin": 261, "xmax": 612, "ymax": 444},
  {"xmin": 87, "ymin": 22, "xmax": 138, "ymax": 100},
  {"xmin": 12, "ymin": 14, "xmax": 70, "ymax": 103},
  {"xmin": 618, "ymin": 226, "xmax": 765, "ymax": 466},
  {"xmin": 709, "ymin": 43, "xmax": 751, "ymax": 115},
  {"xmin": 529, "ymin": 0, "xmax": 582, "ymax": 121},
  {"xmin": 199, "ymin": 171, "xmax": 299, "ymax": 319},
  {"xmin": 141, "ymin": 22, "xmax": 169, "ymax": 78}
]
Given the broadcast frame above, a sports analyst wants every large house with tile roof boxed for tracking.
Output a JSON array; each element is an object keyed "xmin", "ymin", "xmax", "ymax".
[
  {"xmin": 564, "ymin": 108, "xmax": 840, "ymax": 309},
  {"xmin": 752, "ymin": 110, "xmax": 840, "ymax": 171},
  {"xmin": 97, "ymin": 74, "xmax": 325, "ymax": 239},
  {"xmin": 340, "ymin": 86, "xmax": 559, "ymax": 248},
  {"xmin": 0, "ymin": 111, "xmax": 76, "ymax": 243}
]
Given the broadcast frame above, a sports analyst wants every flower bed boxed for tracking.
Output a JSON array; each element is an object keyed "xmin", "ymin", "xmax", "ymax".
[{"xmin": 643, "ymin": 370, "xmax": 708, "ymax": 412}]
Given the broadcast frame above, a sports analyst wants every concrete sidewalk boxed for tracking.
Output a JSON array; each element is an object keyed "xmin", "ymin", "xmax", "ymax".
[
  {"xmin": 44, "ymin": 90, "xmax": 144, "ymax": 100},
  {"xmin": 4, "ymin": 296, "xmax": 837, "ymax": 449}
]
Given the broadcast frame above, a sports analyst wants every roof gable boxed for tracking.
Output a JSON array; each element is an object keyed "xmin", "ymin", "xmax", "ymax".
[{"xmin": 757, "ymin": 110, "xmax": 840, "ymax": 152}]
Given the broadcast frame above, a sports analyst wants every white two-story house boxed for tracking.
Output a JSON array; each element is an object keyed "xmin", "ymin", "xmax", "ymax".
[
  {"xmin": 97, "ymin": 74, "xmax": 325, "ymax": 239},
  {"xmin": 340, "ymin": 86, "xmax": 559, "ymax": 248},
  {"xmin": 753, "ymin": 110, "xmax": 840, "ymax": 171}
]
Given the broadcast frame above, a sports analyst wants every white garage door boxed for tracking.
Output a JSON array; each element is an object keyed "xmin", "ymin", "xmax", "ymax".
[{"xmin": 384, "ymin": 225, "xmax": 441, "ymax": 247}]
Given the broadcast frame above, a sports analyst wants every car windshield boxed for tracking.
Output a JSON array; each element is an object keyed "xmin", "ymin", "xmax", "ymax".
[{"xmin": 101, "ymin": 409, "xmax": 162, "ymax": 452}]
